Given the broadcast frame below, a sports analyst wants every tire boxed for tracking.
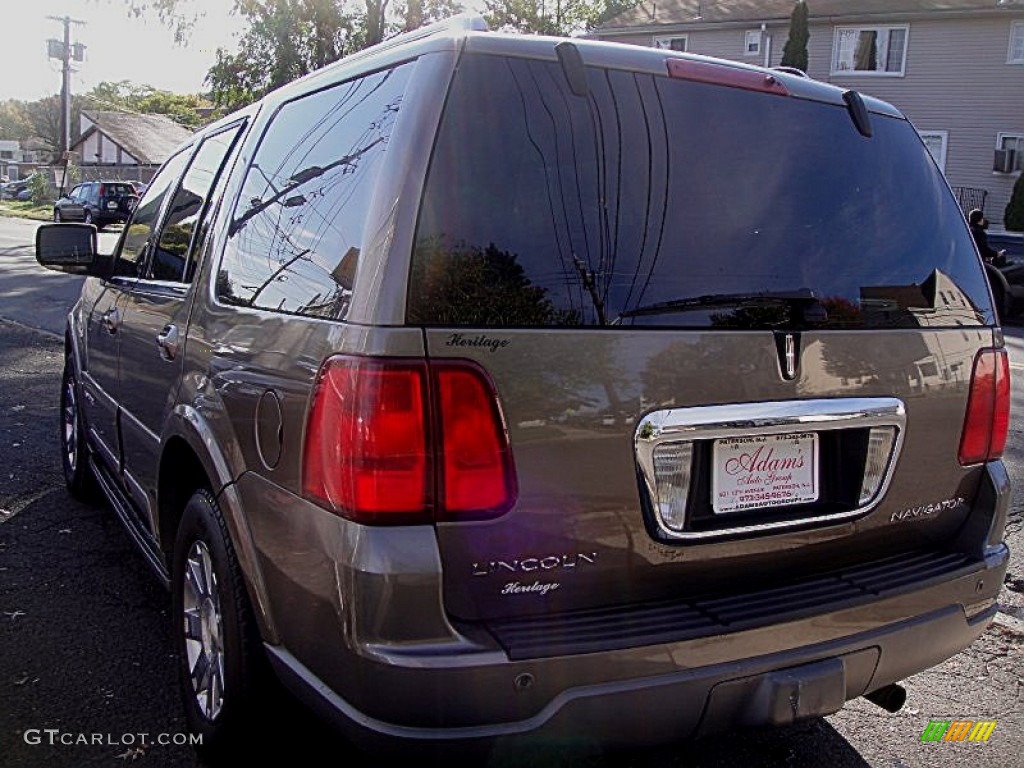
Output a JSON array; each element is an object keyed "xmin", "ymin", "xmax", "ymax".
[
  {"xmin": 172, "ymin": 489, "xmax": 266, "ymax": 755},
  {"xmin": 53, "ymin": 209, "xmax": 62, "ymax": 222},
  {"xmin": 60, "ymin": 361, "xmax": 99, "ymax": 501}
]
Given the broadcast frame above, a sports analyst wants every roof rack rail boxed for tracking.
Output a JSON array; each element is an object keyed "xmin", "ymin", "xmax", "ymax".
[
  {"xmin": 290, "ymin": 13, "xmax": 489, "ymax": 88},
  {"xmin": 380, "ymin": 13, "xmax": 488, "ymax": 49},
  {"xmin": 772, "ymin": 66, "xmax": 809, "ymax": 78}
]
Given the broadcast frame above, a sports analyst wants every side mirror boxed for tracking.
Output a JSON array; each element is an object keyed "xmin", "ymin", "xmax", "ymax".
[{"xmin": 35, "ymin": 223, "xmax": 102, "ymax": 275}]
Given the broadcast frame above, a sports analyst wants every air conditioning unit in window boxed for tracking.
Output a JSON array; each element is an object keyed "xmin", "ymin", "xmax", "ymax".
[{"xmin": 994, "ymin": 149, "xmax": 1017, "ymax": 173}]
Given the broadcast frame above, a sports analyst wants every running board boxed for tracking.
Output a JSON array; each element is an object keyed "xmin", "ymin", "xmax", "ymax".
[{"xmin": 89, "ymin": 456, "xmax": 170, "ymax": 588}]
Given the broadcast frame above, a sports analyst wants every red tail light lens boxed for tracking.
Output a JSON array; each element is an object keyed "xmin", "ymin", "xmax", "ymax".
[
  {"xmin": 98, "ymin": 184, "xmax": 106, "ymax": 197},
  {"xmin": 435, "ymin": 363, "xmax": 516, "ymax": 517},
  {"xmin": 958, "ymin": 348, "xmax": 1011, "ymax": 465},
  {"xmin": 303, "ymin": 358, "xmax": 430, "ymax": 522},
  {"xmin": 303, "ymin": 356, "xmax": 516, "ymax": 524}
]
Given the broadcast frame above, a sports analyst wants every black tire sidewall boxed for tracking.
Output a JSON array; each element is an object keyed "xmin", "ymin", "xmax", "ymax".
[{"xmin": 171, "ymin": 490, "xmax": 258, "ymax": 752}]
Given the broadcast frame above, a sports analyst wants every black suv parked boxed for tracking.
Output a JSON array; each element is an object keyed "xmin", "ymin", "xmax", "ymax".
[
  {"xmin": 34, "ymin": 16, "xmax": 1011, "ymax": 759},
  {"xmin": 52, "ymin": 180, "xmax": 138, "ymax": 229}
]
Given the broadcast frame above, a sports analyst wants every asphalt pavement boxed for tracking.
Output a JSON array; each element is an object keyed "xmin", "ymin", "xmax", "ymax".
[{"xmin": 0, "ymin": 215, "xmax": 1021, "ymax": 767}]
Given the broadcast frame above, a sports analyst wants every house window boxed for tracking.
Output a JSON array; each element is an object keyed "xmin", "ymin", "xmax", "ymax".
[
  {"xmin": 832, "ymin": 25, "xmax": 909, "ymax": 75},
  {"xmin": 918, "ymin": 130, "xmax": 948, "ymax": 173},
  {"xmin": 653, "ymin": 35, "xmax": 688, "ymax": 52},
  {"xmin": 996, "ymin": 133, "xmax": 1024, "ymax": 173},
  {"xmin": 745, "ymin": 30, "xmax": 762, "ymax": 56},
  {"xmin": 1009, "ymin": 21, "xmax": 1024, "ymax": 64},
  {"xmin": 0, "ymin": 151, "xmax": 12, "ymax": 160}
]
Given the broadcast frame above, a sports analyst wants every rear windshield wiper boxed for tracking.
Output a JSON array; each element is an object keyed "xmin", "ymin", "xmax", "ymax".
[{"xmin": 613, "ymin": 289, "xmax": 826, "ymax": 323}]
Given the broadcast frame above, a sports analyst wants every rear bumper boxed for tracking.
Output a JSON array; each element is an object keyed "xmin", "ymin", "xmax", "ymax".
[{"xmin": 266, "ymin": 542, "xmax": 1008, "ymax": 751}]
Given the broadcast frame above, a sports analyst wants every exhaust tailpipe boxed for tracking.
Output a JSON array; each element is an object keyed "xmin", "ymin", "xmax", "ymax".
[{"xmin": 864, "ymin": 683, "xmax": 907, "ymax": 713}]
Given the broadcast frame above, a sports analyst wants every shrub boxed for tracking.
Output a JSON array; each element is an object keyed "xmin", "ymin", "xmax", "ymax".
[{"xmin": 1006, "ymin": 172, "xmax": 1024, "ymax": 232}]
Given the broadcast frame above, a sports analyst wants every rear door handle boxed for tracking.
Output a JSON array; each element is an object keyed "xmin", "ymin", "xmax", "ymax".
[
  {"xmin": 101, "ymin": 308, "xmax": 120, "ymax": 334},
  {"xmin": 157, "ymin": 324, "xmax": 180, "ymax": 361}
]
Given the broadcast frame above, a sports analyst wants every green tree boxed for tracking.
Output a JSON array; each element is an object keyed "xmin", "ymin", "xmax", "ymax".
[
  {"xmin": 206, "ymin": 0, "xmax": 460, "ymax": 109},
  {"xmin": 84, "ymin": 81, "xmax": 213, "ymax": 129},
  {"xmin": 28, "ymin": 172, "xmax": 52, "ymax": 204},
  {"xmin": 0, "ymin": 101, "xmax": 32, "ymax": 141},
  {"xmin": 1006, "ymin": 172, "xmax": 1024, "ymax": 232},
  {"xmin": 21, "ymin": 96, "xmax": 84, "ymax": 162},
  {"xmin": 780, "ymin": 0, "xmax": 809, "ymax": 72},
  {"xmin": 484, "ymin": 0, "xmax": 625, "ymax": 35}
]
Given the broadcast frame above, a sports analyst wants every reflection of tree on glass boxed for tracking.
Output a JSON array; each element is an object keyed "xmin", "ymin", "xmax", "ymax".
[
  {"xmin": 409, "ymin": 239, "xmax": 578, "ymax": 327},
  {"xmin": 217, "ymin": 63, "xmax": 414, "ymax": 320}
]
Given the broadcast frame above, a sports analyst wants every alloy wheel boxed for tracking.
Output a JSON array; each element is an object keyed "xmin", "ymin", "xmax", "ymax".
[
  {"xmin": 182, "ymin": 540, "xmax": 225, "ymax": 721},
  {"xmin": 62, "ymin": 376, "xmax": 77, "ymax": 473}
]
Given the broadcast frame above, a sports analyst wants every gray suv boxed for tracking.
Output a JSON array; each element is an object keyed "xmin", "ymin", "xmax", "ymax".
[{"xmin": 35, "ymin": 16, "xmax": 1011, "ymax": 757}]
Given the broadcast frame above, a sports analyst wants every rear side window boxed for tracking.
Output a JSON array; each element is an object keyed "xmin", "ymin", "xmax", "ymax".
[
  {"xmin": 150, "ymin": 123, "xmax": 245, "ymax": 283},
  {"xmin": 113, "ymin": 149, "xmax": 192, "ymax": 278},
  {"xmin": 217, "ymin": 61, "xmax": 414, "ymax": 319},
  {"xmin": 408, "ymin": 54, "xmax": 992, "ymax": 329}
]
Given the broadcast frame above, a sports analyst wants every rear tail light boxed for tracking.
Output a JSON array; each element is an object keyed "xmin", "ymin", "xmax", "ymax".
[
  {"xmin": 98, "ymin": 184, "xmax": 106, "ymax": 197},
  {"xmin": 303, "ymin": 356, "xmax": 516, "ymax": 524},
  {"xmin": 958, "ymin": 348, "xmax": 1011, "ymax": 465}
]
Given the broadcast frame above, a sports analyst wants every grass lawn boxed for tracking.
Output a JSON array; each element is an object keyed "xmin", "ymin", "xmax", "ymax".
[{"xmin": 0, "ymin": 200, "xmax": 53, "ymax": 221}]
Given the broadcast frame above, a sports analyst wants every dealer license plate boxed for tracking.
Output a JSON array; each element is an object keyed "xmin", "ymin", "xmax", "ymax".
[{"xmin": 712, "ymin": 432, "xmax": 818, "ymax": 514}]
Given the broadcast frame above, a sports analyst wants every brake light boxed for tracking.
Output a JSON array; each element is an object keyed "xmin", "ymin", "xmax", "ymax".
[
  {"xmin": 435, "ymin": 363, "xmax": 516, "ymax": 517},
  {"xmin": 666, "ymin": 59, "xmax": 790, "ymax": 96},
  {"xmin": 303, "ymin": 356, "xmax": 515, "ymax": 524},
  {"xmin": 98, "ymin": 184, "xmax": 106, "ymax": 197},
  {"xmin": 958, "ymin": 348, "xmax": 1010, "ymax": 465}
]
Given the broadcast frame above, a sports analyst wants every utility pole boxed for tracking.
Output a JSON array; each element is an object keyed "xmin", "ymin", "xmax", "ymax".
[{"xmin": 46, "ymin": 16, "xmax": 85, "ymax": 193}]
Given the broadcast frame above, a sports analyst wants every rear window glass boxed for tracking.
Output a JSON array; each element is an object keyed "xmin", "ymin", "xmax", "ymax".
[
  {"xmin": 408, "ymin": 54, "xmax": 992, "ymax": 329},
  {"xmin": 103, "ymin": 183, "xmax": 135, "ymax": 196}
]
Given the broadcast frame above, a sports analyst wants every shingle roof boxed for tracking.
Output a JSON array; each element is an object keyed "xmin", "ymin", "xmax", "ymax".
[
  {"xmin": 600, "ymin": 0, "xmax": 1021, "ymax": 32},
  {"xmin": 75, "ymin": 111, "xmax": 193, "ymax": 165}
]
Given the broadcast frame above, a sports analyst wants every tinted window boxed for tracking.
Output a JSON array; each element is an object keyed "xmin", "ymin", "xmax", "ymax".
[
  {"xmin": 102, "ymin": 183, "xmax": 135, "ymax": 197},
  {"xmin": 409, "ymin": 55, "xmax": 992, "ymax": 329},
  {"xmin": 113, "ymin": 149, "xmax": 191, "ymax": 277},
  {"xmin": 217, "ymin": 61, "xmax": 413, "ymax": 318},
  {"xmin": 150, "ymin": 124, "xmax": 244, "ymax": 283}
]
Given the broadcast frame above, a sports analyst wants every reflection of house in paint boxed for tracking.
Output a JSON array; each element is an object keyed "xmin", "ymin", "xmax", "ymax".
[
  {"xmin": 797, "ymin": 270, "xmax": 983, "ymax": 396},
  {"xmin": 862, "ymin": 270, "xmax": 980, "ymax": 392}
]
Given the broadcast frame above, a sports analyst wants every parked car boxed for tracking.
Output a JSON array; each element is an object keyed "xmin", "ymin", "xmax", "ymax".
[
  {"xmin": 33, "ymin": 17, "xmax": 1010, "ymax": 758},
  {"xmin": 2, "ymin": 178, "xmax": 29, "ymax": 200},
  {"xmin": 984, "ymin": 232, "xmax": 1024, "ymax": 322},
  {"xmin": 52, "ymin": 181, "xmax": 138, "ymax": 229}
]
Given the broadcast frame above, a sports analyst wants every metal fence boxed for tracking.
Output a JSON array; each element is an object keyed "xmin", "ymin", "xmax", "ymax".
[
  {"xmin": 33, "ymin": 164, "xmax": 161, "ymax": 197},
  {"xmin": 952, "ymin": 186, "xmax": 988, "ymax": 216}
]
